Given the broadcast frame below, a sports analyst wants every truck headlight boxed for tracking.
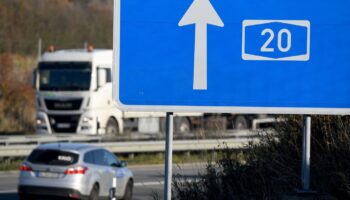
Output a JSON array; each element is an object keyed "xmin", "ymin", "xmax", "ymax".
[
  {"xmin": 36, "ymin": 118, "xmax": 44, "ymax": 126},
  {"xmin": 82, "ymin": 117, "xmax": 94, "ymax": 124},
  {"xmin": 36, "ymin": 116, "xmax": 47, "ymax": 130}
]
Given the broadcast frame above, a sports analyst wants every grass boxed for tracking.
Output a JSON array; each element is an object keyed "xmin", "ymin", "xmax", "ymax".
[
  {"xmin": 0, "ymin": 152, "xmax": 215, "ymax": 171},
  {"xmin": 119, "ymin": 152, "xmax": 215, "ymax": 166},
  {"xmin": 0, "ymin": 158, "xmax": 24, "ymax": 171}
]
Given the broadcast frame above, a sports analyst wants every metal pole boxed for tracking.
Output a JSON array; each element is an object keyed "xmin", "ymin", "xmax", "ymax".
[
  {"xmin": 84, "ymin": 41, "xmax": 88, "ymax": 50},
  {"xmin": 164, "ymin": 112, "xmax": 174, "ymax": 200},
  {"xmin": 301, "ymin": 115, "xmax": 311, "ymax": 191},
  {"xmin": 37, "ymin": 38, "xmax": 42, "ymax": 60}
]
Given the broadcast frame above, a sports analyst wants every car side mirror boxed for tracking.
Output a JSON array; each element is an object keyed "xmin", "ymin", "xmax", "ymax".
[{"xmin": 112, "ymin": 160, "xmax": 127, "ymax": 168}]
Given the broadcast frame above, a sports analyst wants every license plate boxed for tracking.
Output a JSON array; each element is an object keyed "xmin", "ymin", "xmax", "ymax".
[
  {"xmin": 57, "ymin": 123, "xmax": 71, "ymax": 128},
  {"xmin": 37, "ymin": 171, "xmax": 60, "ymax": 178}
]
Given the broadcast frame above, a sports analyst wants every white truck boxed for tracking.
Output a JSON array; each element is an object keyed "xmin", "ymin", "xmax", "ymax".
[{"xmin": 32, "ymin": 48, "xmax": 203, "ymax": 135}]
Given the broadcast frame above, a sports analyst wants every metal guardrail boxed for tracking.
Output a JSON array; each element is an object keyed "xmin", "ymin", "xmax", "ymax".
[
  {"xmin": 252, "ymin": 117, "xmax": 285, "ymax": 130},
  {"xmin": 0, "ymin": 138, "xmax": 258, "ymax": 157}
]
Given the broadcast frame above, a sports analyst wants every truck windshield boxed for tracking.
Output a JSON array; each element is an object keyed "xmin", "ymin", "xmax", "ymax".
[{"xmin": 39, "ymin": 62, "xmax": 92, "ymax": 91}]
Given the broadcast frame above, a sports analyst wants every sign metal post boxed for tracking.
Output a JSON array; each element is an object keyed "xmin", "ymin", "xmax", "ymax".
[
  {"xmin": 164, "ymin": 112, "xmax": 174, "ymax": 200},
  {"xmin": 301, "ymin": 115, "xmax": 311, "ymax": 191}
]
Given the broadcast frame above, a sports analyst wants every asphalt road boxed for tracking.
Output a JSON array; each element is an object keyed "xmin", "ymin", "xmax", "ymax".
[{"xmin": 0, "ymin": 164, "xmax": 205, "ymax": 200}]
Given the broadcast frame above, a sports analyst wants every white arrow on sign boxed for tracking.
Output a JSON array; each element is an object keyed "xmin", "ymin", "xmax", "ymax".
[{"xmin": 179, "ymin": 0, "xmax": 224, "ymax": 90}]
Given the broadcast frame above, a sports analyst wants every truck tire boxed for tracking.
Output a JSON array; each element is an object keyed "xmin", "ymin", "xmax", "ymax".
[
  {"xmin": 106, "ymin": 118, "xmax": 119, "ymax": 136},
  {"xmin": 234, "ymin": 115, "xmax": 249, "ymax": 130},
  {"xmin": 174, "ymin": 117, "xmax": 191, "ymax": 134},
  {"xmin": 160, "ymin": 117, "xmax": 191, "ymax": 134},
  {"xmin": 19, "ymin": 194, "xmax": 36, "ymax": 200}
]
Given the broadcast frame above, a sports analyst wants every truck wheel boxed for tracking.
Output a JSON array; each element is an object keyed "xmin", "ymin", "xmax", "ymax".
[
  {"xmin": 234, "ymin": 116, "xmax": 249, "ymax": 130},
  {"xmin": 106, "ymin": 118, "xmax": 119, "ymax": 136},
  {"xmin": 160, "ymin": 117, "xmax": 191, "ymax": 134},
  {"xmin": 174, "ymin": 117, "xmax": 191, "ymax": 134},
  {"xmin": 19, "ymin": 194, "xmax": 36, "ymax": 200}
]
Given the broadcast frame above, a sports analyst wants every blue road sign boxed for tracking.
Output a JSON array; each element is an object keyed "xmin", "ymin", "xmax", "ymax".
[{"xmin": 113, "ymin": 0, "xmax": 350, "ymax": 114}]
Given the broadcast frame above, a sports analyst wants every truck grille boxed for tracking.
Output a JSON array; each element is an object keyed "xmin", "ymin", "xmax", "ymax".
[
  {"xmin": 48, "ymin": 114, "xmax": 81, "ymax": 133},
  {"xmin": 45, "ymin": 99, "xmax": 83, "ymax": 111}
]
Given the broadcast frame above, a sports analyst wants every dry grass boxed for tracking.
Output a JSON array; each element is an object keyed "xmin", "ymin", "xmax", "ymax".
[{"xmin": 0, "ymin": 54, "xmax": 36, "ymax": 134}]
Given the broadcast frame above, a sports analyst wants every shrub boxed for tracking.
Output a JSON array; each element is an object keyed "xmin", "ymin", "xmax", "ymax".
[
  {"xmin": 0, "ymin": 54, "xmax": 36, "ymax": 134},
  {"xmin": 173, "ymin": 116, "xmax": 350, "ymax": 199}
]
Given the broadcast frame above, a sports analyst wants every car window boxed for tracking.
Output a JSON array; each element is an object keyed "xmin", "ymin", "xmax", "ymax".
[
  {"xmin": 105, "ymin": 151, "xmax": 118, "ymax": 166},
  {"xmin": 83, "ymin": 151, "xmax": 94, "ymax": 164},
  {"xmin": 28, "ymin": 149, "xmax": 78, "ymax": 166},
  {"xmin": 92, "ymin": 149, "xmax": 108, "ymax": 166}
]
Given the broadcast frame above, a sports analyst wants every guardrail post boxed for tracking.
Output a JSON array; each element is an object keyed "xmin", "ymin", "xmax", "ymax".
[
  {"xmin": 109, "ymin": 177, "xmax": 117, "ymax": 200},
  {"xmin": 164, "ymin": 112, "xmax": 174, "ymax": 200},
  {"xmin": 184, "ymin": 151, "xmax": 191, "ymax": 159}
]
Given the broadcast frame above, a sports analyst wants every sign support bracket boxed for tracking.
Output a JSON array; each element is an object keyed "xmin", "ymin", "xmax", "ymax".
[{"xmin": 164, "ymin": 112, "xmax": 174, "ymax": 200}]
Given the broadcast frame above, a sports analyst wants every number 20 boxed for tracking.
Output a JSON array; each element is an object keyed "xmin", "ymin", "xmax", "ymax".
[{"xmin": 261, "ymin": 28, "xmax": 292, "ymax": 53}]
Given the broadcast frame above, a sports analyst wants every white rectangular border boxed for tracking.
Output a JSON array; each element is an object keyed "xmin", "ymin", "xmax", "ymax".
[
  {"xmin": 242, "ymin": 20, "xmax": 310, "ymax": 61},
  {"xmin": 112, "ymin": 1, "xmax": 350, "ymax": 115}
]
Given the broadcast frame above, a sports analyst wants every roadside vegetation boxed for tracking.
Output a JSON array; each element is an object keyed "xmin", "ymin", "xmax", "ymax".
[
  {"xmin": 0, "ymin": 0, "xmax": 113, "ymax": 56},
  {"xmin": 0, "ymin": 152, "xmax": 213, "ymax": 171},
  {"xmin": 172, "ymin": 116, "xmax": 350, "ymax": 200},
  {"xmin": 0, "ymin": 0, "xmax": 113, "ymax": 134},
  {"xmin": 0, "ymin": 54, "xmax": 36, "ymax": 134}
]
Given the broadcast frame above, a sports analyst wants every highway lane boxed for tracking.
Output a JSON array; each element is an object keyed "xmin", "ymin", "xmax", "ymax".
[{"xmin": 0, "ymin": 163, "xmax": 205, "ymax": 200}]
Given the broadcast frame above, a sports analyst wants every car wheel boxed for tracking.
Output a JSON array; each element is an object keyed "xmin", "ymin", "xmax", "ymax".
[
  {"xmin": 19, "ymin": 194, "xmax": 36, "ymax": 200},
  {"xmin": 88, "ymin": 184, "xmax": 99, "ymax": 200},
  {"xmin": 122, "ymin": 180, "xmax": 133, "ymax": 200},
  {"xmin": 106, "ymin": 118, "xmax": 119, "ymax": 136}
]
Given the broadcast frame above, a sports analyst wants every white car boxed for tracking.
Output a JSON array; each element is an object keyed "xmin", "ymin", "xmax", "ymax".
[{"xmin": 18, "ymin": 143, "xmax": 133, "ymax": 200}]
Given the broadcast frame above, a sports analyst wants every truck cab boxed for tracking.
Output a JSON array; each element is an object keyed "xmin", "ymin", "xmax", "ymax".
[{"xmin": 33, "ymin": 49, "xmax": 122, "ymax": 135}]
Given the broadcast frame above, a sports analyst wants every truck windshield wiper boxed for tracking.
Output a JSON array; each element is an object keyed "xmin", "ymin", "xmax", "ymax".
[{"xmin": 40, "ymin": 85, "xmax": 61, "ymax": 91}]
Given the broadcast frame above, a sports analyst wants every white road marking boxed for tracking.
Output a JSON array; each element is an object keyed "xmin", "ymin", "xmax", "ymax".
[
  {"xmin": 134, "ymin": 179, "xmax": 196, "ymax": 187},
  {"xmin": 135, "ymin": 181, "xmax": 164, "ymax": 187}
]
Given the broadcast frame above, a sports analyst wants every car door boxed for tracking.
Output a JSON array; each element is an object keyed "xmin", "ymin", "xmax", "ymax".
[
  {"xmin": 104, "ymin": 151, "xmax": 128, "ymax": 196},
  {"xmin": 92, "ymin": 149, "xmax": 114, "ymax": 197}
]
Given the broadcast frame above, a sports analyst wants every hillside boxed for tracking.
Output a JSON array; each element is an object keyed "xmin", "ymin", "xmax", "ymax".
[
  {"xmin": 0, "ymin": 0, "xmax": 113, "ymax": 133},
  {"xmin": 0, "ymin": 0, "xmax": 113, "ymax": 56}
]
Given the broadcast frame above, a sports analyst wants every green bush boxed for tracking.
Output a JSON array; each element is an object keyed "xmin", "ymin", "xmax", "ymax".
[{"xmin": 173, "ymin": 116, "xmax": 350, "ymax": 199}]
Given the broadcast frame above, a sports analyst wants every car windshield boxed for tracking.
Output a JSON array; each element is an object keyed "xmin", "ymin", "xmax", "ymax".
[
  {"xmin": 39, "ymin": 62, "xmax": 92, "ymax": 91},
  {"xmin": 27, "ymin": 149, "xmax": 79, "ymax": 166}
]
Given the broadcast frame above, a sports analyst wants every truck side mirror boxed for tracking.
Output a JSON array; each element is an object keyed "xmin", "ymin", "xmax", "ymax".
[
  {"xmin": 97, "ymin": 68, "xmax": 107, "ymax": 88},
  {"xmin": 32, "ymin": 68, "xmax": 37, "ymax": 89}
]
